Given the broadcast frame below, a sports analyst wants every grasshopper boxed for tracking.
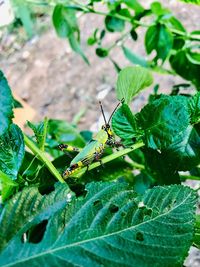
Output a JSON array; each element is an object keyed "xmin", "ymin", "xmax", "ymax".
[{"xmin": 59, "ymin": 102, "xmax": 122, "ymax": 179}]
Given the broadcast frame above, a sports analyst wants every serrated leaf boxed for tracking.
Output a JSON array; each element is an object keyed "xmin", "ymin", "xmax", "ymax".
[
  {"xmin": 0, "ymin": 124, "xmax": 25, "ymax": 179},
  {"xmin": 0, "ymin": 182, "xmax": 196, "ymax": 267},
  {"xmin": 163, "ymin": 124, "xmax": 200, "ymax": 171},
  {"xmin": 116, "ymin": 66, "xmax": 153, "ymax": 104},
  {"xmin": 0, "ymin": 183, "xmax": 72, "ymax": 251},
  {"xmin": 145, "ymin": 24, "xmax": 173, "ymax": 62},
  {"xmin": 137, "ymin": 95, "xmax": 190, "ymax": 150},
  {"xmin": 122, "ymin": 46, "xmax": 148, "ymax": 67},
  {"xmin": 0, "ymin": 71, "xmax": 14, "ymax": 136},
  {"xmin": 111, "ymin": 104, "xmax": 141, "ymax": 146},
  {"xmin": 27, "ymin": 118, "xmax": 48, "ymax": 151},
  {"xmin": 188, "ymin": 92, "xmax": 200, "ymax": 124}
]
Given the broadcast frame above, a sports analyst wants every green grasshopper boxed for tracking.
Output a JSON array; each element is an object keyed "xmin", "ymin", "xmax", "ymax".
[{"xmin": 59, "ymin": 102, "xmax": 122, "ymax": 179}]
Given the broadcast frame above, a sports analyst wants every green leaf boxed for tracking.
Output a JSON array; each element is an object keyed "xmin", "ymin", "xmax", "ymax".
[
  {"xmin": 137, "ymin": 95, "xmax": 190, "ymax": 150},
  {"xmin": 96, "ymin": 47, "xmax": 109, "ymax": 57},
  {"xmin": 0, "ymin": 124, "xmax": 25, "ymax": 180},
  {"xmin": 0, "ymin": 182, "xmax": 196, "ymax": 266},
  {"xmin": 13, "ymin": 0, "xmax": 35, "ymax": 38},
  {"xmin": 27, "ymin": 118, "xmax": 48, "ymax": 151},
  {"xmin": 170, "ymin": 50, "xmax": 200, "ymax": 89},
  {"xmin": 179, "ymin": 0, "xmax": 200, "ymax": 5},
  {"xmin": 0, "ymin": 183, "xmax": 72, "ymax": 251},
  {"xmin": 122, "ymin": 46, "xmax": 148, "ymax": 67},
  {"xmin": 0, "ymin": 71, "xmax": 14, "ymax": 136},
  {"xmin": 0, "ymin": 170, "xmax": 18, "ymax": 202},
  {"xmin": 194, "ymin": 215, "xmax": 200, "ymax": 249},
  {"xmin": 111, "ymin": 104, "xmax": 140, "ymax": 146},
  {"xmin": 124, "ymin": 0, "xmax": 144, "ymax": 15},
  {"xmin": 47, "ymin": 119, "xmax": 86, "ymax": 149},
  {"xmin": 116, "ymin": 66, "xmax": 153, "ymax": 104},
  {"xmin": 145, "ymin": 24, "xmax": 173, "ymax": 62},
  {"xmin": 188, "ymin": 92, "xmax": 200, "ymax": 124},
  {"xmin": 144, "ymin": 148, "xmax": 181, "ymax": 185},
  {"xmin": 105, "ymin": 15, "xmax": 125, "ymax": 32},
  {"xmin": 68, "ymin": 33, "xmax": 89, "ymax": 65},
  {"xmin": 162, "ymin": 124, "xmax": 200, "ymax": 171},
  {"xmin": 52, "ymin": 4, "xmax": 78, "ymax": 38},
  {"xmin": 151, "ymin": 2, "xmax": 169, "ymax": 16}
]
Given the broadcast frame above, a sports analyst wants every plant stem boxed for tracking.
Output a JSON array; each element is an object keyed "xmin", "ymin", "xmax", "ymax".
[
  {"xmin": 24, "ymin": 134, "xmax": 65, "ymax": 183},
  {"xmin": 87, "ymin": 8, "xmax": 200, "ymax": 42},
  {"xmin": 180, "ymin": 174, "xmax": 200, "ymax": 181},
  {"xmin": 71, "ymin": 141, "xmax": 145, "ymax": 178}
]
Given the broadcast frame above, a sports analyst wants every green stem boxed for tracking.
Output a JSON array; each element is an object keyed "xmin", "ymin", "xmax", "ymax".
[
  {"xmin": 71, "ymin": 141, "xmax": 145, "ymax": 178},
  {"xmin": 24, "ymin": 134, "xmax": 65, "ymax": 183},
  {"xmin": 87, "ymin": 8, "xmax": 200, "ymax": 42},
  {"xmin": 180, "ymin": 174, "xmax": 200, "ymax": 181}
]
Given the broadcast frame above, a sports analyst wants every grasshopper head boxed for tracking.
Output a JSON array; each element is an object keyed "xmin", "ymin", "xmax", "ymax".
[{"xmin": 102, "ymin": 124, "xmax": 113, "ymax": 137}]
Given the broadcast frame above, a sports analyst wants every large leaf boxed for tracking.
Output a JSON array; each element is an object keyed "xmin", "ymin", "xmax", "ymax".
[
  {"xmin": 0, "ymin": 124, "xmax": 25, "ymax": 179},
  {"xmin": 111, "ymin": 103, "xmax": 141, "ymax": 146},
  {"xmin": 116, "ymin": 66, "xmax": 153, "ymax": 104},
  {"xmin": 145, "ymin": 24, "xmax": 173, "ymax": 62},
  {"xmin": 0, "ymin": 182, "xmax": 196, "ymax": 266},
  {"xmin": 0, "ymin": 71, "xmax": 14, "ymax": 136},
  {"xmin": 0, "ymin": 183, "xmax": 72, "ymax": 251},
  {"xmin": 137, "ymin": 95, "xmax": 190, "ymax": 150}
]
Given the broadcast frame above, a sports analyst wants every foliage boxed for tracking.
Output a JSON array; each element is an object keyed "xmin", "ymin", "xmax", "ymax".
[{"xmin": 0, "ymin": 65, "xmax": 200, "ymax": 265}]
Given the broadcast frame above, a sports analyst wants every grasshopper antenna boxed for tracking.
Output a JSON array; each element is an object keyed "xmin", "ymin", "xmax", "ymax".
[
  {"xmin": 108, "ymin": 102, "xmax": 121, "ymax": 124},
  {"xmin": 99, "ymin": 101, "xmax": 107, "ymax": 124}
]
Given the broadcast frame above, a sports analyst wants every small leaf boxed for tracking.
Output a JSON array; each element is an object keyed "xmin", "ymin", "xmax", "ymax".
[
  {"xmin": 112, "ymin": 104, "xmax": 141, "ymax": 146},
  {"xmin": 145, "ymin": 24, "xmax": 173, "ymax": 62},
  {"xmin": 52, "ymin": 4, "xmax": 78, "ymax": 38},
  {"xmin": 105, "ymin": 15, "xmax": 125, "ymax": 32},
  {"xmin": 124, "ymin": 0, "xmax": 144, "ymax": 14},
  {"xmin": 27, "ymin": 118, "xmax": 48, "ymax": 151},
  {"xmin": 122, "ymin": 46, "xmax": 148, "ymax": 67},
  {"xmin": 170, "ymin": 49, "xmax": 200, "ymax": 89},
  {"xmin": 0, "ymin": 71, "xmax": 14, "ymax": 136},
  {"xmin": 116, "ymin": 66, "xmax": 153, "ymax": 104},
  {"xmin": 0, "ymin": 124, "xmax": 25, "ymax": 180},
  {"xmin": 0, "ymin": 182, "xmax": 196, "ymax": 267},
  {"xmin": 68, "ymin": 33, "xmax": 89, "ymax": 65},
  {"xmin": 96, "ymin": 47, "xmax": 109, "ymax": 57}
]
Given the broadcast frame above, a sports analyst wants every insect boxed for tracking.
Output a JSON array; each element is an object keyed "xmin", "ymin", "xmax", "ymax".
[{"xmin": 59, "ymin": 101, "xmax": 122, "ymax": 179}]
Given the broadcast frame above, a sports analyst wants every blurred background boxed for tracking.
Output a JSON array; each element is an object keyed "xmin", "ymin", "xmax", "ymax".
[{"xmin": 0, "ymin": 0, "xmax": 200, "ymax": 131}]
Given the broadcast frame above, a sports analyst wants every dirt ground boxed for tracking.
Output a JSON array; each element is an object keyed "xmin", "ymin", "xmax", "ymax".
[
  {"xmin": 0, "ymin": 0, "xmax": 200, "ymax": 131},
  {"xmin": 0, "ymin": 1, "xmax": 200, "ymax": 266}
]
